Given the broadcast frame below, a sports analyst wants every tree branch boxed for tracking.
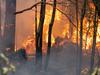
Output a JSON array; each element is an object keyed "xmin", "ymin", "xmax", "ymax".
[
  {"xmin": 14, "ymin": 2, "xmax": 41, "ymax": 14},
  {"xmin": 15, "ymin": 1, "xmax": 76, "ymax": 27}
]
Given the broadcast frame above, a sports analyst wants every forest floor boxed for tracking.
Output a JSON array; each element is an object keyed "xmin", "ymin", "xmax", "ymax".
[{"xmin": 7, "ymin": 42, "xmax": 99, "ymax": 75}]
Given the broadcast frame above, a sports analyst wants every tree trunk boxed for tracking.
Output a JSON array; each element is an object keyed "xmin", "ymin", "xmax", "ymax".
[
  {"xmin": 89, "ymin": 8, "xmax": 98, "ymax": 75},
  {"xmin": 45, "ymin": 0, "xmax": 56, "ymax": 70},
  {"xmin": 36, "ymin": 0, "xmax": 46, "ymax": 67},
  {"xmin": 4, "ymin": 0, "xmax": 16, "ymax": 52},
  {"xmin": 0, "ymin": 0, "xmax": 1, "ymax": 51},
  {"xmin": 77, "ymin": 0, "xmax": 87, "ymax": 75},
  {"xmin": 75, "ymin": 0, "xmax": 79, "ymax": 75},
  {"xmin": 0, "ymin": 0, "xmax": 6, "ymax": 52},
  {"xmin": 0, "ymin": 0, "xmax": 1, "ymax": 34},
  {"xmin": 92, "ymin": 0, "xmax": 100, "ymax": 17},
  {"xmin": 35, "ymin": 0, "xmax": 37, "ymax": 59}
]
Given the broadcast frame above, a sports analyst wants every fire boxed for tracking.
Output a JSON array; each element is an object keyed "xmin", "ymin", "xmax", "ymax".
[
  {"xmin": 62, "ymin": 23, "xmax": 70, "ymax": 39},
  {"xmin": 22, "ymin": 6, "xmax": 61, "ymax": 54},
  {"xmin": 22, "ymin": 36, "xmax": 36, "ymax": 55},
  {"xmin": 45, "ymin": 31, "xmax": 55, "ymax": 46},
  {"xmin": 22, "ymin": 4, "xmax": 100, "ymax": 55}
]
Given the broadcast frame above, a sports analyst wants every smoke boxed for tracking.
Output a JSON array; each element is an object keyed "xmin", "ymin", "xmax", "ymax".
[
  {"xmin": 8, "ymin": 43, "xmax": 82, "ymax": 75},
  {"xmin": 16, "ymin": 0, "xmax": 35, "ymax": 49},
  {"xmin": 15, "ymin": 0, "xmax": 69, "ymax": 50}
]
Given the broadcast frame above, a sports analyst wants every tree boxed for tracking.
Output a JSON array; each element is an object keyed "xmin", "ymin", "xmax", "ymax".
[
  {"xmin": 77, "ymin": 0, "xmax": 87, "ymax": 75},
  {"xmin": 89, "ymin": 8, "xmax": 98, "ymax": 75},
  {"xmin": 34, "ymin": 0, "xmax": 38, "ymax": 64},
  {"xmin": 92, "ymin": 0, "xmax": 100, "ymax": 17},
  {"xmin": 4, "ymin": 0, "xmax": 16, "ymax": 52},
  {"xmin": 45, "ymin": 0, "xmax": 57, "ymax": 70},
  {"xmin": 0, "ymin": 0, "xmax": 1, "ymax": 38},
  {"xmin": 0, "ymin": 0, "xmax": 1, "ymax": 50},
  {"xmin": 75, "ymin": 0, "xmax": 79, "ymax": 74},
  {"xmin": 35, "ymin": 0, "xmax": 46, "ymax": 67},
  {"xmin": 0, "ymin": 0, "xmax": 6, "ymax": 52}
]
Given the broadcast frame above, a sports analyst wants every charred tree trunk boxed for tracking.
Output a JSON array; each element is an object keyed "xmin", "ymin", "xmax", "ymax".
[
  {"xmin": 76, "ymin": 0, "xmax": 79, "ymax": 47},
  {"xmin": 4, "ymin": 0, "xmax": 16, "ymax": 52},
  {"xmin": 35, "ymin": 0, "xmax": 38, "ymax": 58},
  {"xmin": 89, "ymin": 8, "xmax": 98, "ymax": 75},
  {"xmin": 75, "ymin": 0, "xmax": 79, "ymax": 75},
  {"xmin": 45, "ymin": 0, "xmax": 56, "ymax": 70},
  {"xmin": 69, "ymin": 2, "xmax": 74, "ymax": 41},
  {"xmin": 92, "ymin": 0, "xmax": 100, "ymax": 18},
  {"xmin": 0, "ymin": 0, "xmax": 1, "ymax": 51},
  {"xmin": 77, "ymin": 0, "xmax": 87, "ymax": 75},
  {"xmin": 69, "ymin": 16, "xmax": 73, "ymax": 40},
  {"xmin": 0, "ymin": 0, "xmax": 1, "ymax": 37},
  {"xmin": 0, "ymin": 0, "xmax": 6, "ymax": 52},
  {"xmin": 36, "ymin": 0, "xmax": 46, "ymax": 66}
]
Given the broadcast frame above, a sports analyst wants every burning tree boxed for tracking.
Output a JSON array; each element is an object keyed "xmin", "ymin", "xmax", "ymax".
[
  {"xmin": 35, "ymin": 0, "xmax": 46, "ymax": 68},
  {"xmin": 89, "ymin": 0, "xmax": 100, "ymax": 74},
  {"xmin": 45, "ymin": 0, "xmax": 57, "ymax": 70},
  {"xmin": 1, "ymin": 0, "xmax": 100, "ymax": 74}
]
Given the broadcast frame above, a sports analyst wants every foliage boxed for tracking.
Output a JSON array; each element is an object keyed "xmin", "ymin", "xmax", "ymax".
[
  {"xmin": 92, "ymin": 67, "xmax": 100, "ymax": 75},
  {"xmin": 0, "ymin": 53, "xmax": 15, "ymax": 75}
]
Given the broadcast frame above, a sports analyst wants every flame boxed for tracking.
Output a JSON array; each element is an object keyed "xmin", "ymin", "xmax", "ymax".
[
  {"xmin": 45, "ymin": 31, "xmax": 55, "ymax": 46},
  {"xmin": 62, "ymin": 23, "xmax": 70, "ymax": 39},
  {"xmin": 22, "ymin": 36, "xmax": 36, "ymax": 55},
  {"xmin": 21, "ymin": 3, "xmax": 100, "ymax": 55},
  {"xmin": 22, "ymin": 6, "xmax": 61, "ymax": 54}
]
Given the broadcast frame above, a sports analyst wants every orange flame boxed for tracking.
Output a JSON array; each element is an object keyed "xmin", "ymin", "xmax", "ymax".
[{"xmin": 22, "ymin": 4, "xmax": 100, "ymax": 55}]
